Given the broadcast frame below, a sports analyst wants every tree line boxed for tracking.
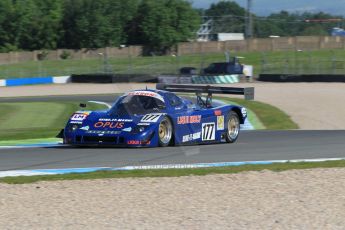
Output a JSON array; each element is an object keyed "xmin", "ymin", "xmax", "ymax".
[
  {"xmin": 204, "ymin": 1, "xmax": 344, "ymax": 38},
  {"xmin": 0, "ymin": 0, "xmax": 343, "ymax": 54},
  {"xmin": 0, "ymin": 0, "xmax": 199, "ymax": 54}
]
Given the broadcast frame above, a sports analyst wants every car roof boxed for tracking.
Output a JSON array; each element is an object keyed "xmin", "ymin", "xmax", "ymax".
[
  {"xmin": 123, "ymin": 89, "xmax": 176, "ymax": 102},
  {"xmin": 125, "ymin": 89, "xmax": 174, "ymax": 96}
]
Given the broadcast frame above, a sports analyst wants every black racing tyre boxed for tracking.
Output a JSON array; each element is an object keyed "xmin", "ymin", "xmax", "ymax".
[
  {"xmin": 158, "ymin": 116, "xmax": 173, "ymax": 147},
  {"xmin": 225, "ymin": 111, "xmax": 240, "ymax": 143}
]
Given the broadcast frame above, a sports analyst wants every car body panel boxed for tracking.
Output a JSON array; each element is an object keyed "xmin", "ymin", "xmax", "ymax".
[{"xmin": 62, "ymin": 89, "xmax": 247, "ymax": 147}]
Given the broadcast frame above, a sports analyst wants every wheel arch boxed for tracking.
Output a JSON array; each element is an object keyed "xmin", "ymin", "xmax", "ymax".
[{"xmin": 229, "ymin": 107, "xmax": 244, "ymax": 124}]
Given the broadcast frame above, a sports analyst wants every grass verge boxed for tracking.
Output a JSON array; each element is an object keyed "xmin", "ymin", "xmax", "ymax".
[
  {"xmin": 0, "ymin": 101, "xmax": 107, "ymax": 140},
  {"xmin": 0, "ymin": 95, "xmax": 297, "ymax": 141},
  {"xmin": 1, "ymin": 160, "xmax": 345, "ymax": 184},
  {"xmin": 0, "ymin": 138, "xmax": 61, "ymax": 146},
  {"xmin": 1, "ymin": 49, "xmax": 344, "ymax": 78},
  {"xmin": 217, "ymin": 97, "xmax": 298, "ymax": 130}
]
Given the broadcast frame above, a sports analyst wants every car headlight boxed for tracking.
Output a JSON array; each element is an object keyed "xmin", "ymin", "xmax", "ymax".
[
  {"xmin": 68, "ymin": 124, "xmax": 81, "ymax": 132},
  {"xmin": 132, "ymin": 126, "xmax": 146, "ymax": 134}
]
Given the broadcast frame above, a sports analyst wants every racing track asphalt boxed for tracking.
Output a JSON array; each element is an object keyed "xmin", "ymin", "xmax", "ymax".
[
  {"xmin": 1, "ymin": 95, "xmax": 345, "ymax": 171},
  {"xmin": 1, "ymin": 130, "xmax": 345, "ymax": 171}
]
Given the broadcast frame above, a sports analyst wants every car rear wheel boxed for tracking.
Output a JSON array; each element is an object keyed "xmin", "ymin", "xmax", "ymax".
[
  {"xmin": 225, "ymin": 111, "xmax": 240, "ymax": 143},
  {"xmin": 158, "ymin": 116, "xmax": 173, "ymax": 147}
]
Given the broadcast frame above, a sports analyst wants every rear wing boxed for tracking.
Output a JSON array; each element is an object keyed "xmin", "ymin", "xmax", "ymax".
[{"xmin": 156, "ymin": 83, "xmax": 254, "ymax": 101}]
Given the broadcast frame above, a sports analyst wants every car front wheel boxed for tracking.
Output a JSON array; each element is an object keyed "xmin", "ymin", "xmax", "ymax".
[{"xmin": 158, "ymin": 116, "xmax": 173, "ymax": 147}]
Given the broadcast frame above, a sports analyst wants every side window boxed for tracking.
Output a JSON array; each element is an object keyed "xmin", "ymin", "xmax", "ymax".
[{"xmin": 167, "ymin": 93, "xmax": 182, "ymax": 107}]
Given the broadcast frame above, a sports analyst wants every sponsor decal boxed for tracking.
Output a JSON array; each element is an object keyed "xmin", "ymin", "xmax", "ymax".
[
  {"xmin": 80, "ymin": 126, "xmax": 90, "ymax": 131},
  {"xmin": 217, "ymin": 116, "xmax": 224, "ymax": 130},
  {"xmin": 182, "ymin": 132, "xmax": 201, "ymax": 143},
  {"xmin": 98, "ymin": 118, "xmax": 132, "ymax": 122},
  {"xmin": 141, "ymin": 113, "xmax": 163, "ymax": 123},
  {"xmin": 214, "ymin": 110, "xmax": 222, "ymax": 116},
  {"xmin": 137, "ymin": 122, "xmax": 151, "ymax": 126},
  {"xmin": 127, "ymin": 140, "xmax": 151, "ymax": 145},
  {"xmin": 71, "ymin": 113, "xmax": 87, "ymax": 121},
  {"xmin": 94, "ymin": 121, "xmax": 124, "ymax": 129},
  {"xmin": 70, "ymin": 121, "xmax": 82, "ymax": 124},
  {"xmin": 86, "ymin": 130, "xmax": 121, "ymax": 134},
  {"xmin": 122, "ymin": 127, "xmax": 132, "ymax": 132},
  {"xmin": 177, "ymin": 115, "xmax": 201, "ymax": 125},
  {"xmin": 125, "ymin": 91, "xmax": 165, "ymax": 102},
  {"xmin": 241, "ymin": 108, "xmax": 247, "ymax": 117},
  {"xmin": 202, "ymin": 122, "xmax": 215, "ymax": 141},
  {"xmin": 71, "ymin": 111, "xmax": 92, "ymax": 121}
]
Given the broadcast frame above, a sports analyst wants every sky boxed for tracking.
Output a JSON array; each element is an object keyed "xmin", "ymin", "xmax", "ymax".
[{"xmin": 192, "ymin": 0, "xmax": 345, "ymax": 16}]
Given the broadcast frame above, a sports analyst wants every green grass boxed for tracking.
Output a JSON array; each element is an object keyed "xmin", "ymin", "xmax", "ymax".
[
  {"xmin": 1, "ymin": 49, "xmax": 344, "ymax": 78},
  {"xmin": 0, "ymin": 138, "xmax": 61, "ymax": 146},
  {"xmin": 217, "ymin": 97, "xmax": 298, "ymax": 130},
  {"xmin": 0, "ymin": 101, "xmax": 107, "ymax": 140},
  {"xmin": 0, "ymin": 95, "xmax": 296, "ymax": 141},
  {"xmin": 1, "ymin": 160, "xmax": 345, "ymax": 184},
  {"xmin": 216, "ymin": 97, "xmax": 265, "ymax": 129}
]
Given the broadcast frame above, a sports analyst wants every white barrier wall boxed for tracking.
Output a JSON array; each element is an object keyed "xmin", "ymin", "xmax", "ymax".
[{"xmin": 52, "ymin": 76, "xmax": 70, "ymax": 84}]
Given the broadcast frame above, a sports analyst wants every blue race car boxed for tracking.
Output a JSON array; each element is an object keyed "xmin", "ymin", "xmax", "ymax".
[{"xmin": 59, "ymin": 84, "xmax": 254, "ymax": 147}]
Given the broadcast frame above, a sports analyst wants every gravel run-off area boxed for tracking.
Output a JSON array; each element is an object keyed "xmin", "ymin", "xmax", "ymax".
[
  {"xmin": 1, "ymin": 82, "xmax": 345, "ymax": 229},
  {"xmin": 1, "ymin": 168, "xmax": 345, "ymax": 229}
]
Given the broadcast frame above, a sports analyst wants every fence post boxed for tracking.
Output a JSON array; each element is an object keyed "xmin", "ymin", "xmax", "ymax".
[
  {"xmin": 9, "ymin": 52, "xmax": 16, "ymax": 64},
  {"xmin": 260, "ymin": 52, "xmax": 267, "ymax": 74},
  {"xmin": 127, "ymin": 46, "xmax": 133, "ymax": 74},
  {"xmin": 319, "ymin": 36, "xmax": 323, "ymax": 50},
  {"xmin": 331, "ymin": 50, "xmax": 336, "ymax": 75}
]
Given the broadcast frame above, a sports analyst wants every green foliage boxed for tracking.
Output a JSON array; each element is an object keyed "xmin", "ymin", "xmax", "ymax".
[
  {"xmin": 60, "ymin": 50, "xmax": 71, "ymax": 59},
  {"xmin": 128, "ymin": 0, "xmax": 200, "ymax": 54},
  {"xmin": 0, "ymin": 0, "xmax": 64, "ymax": 51},
  {"xmin": 0, "ymin": 0, "xmax": 19, "ymax": 51},
  {"xmin": 0, "ymin": 0, "xmax": 198, "ymax": 53},
  {"xmin": 61, "ymin": 0, "xmax": 139, "ymax": 49},
  {"xmin": 0, "ymin": 0, "xmax": 343, "ymax": 52},
  {"xmin": 37, "ymin": 50, "xmax": 49, "ymax": 60},
  {"xmin": 255, "ymin": 11, "xmax": 343, "ymax": 37},
  {"xmin": 201, "ymin": 2, "xmax": 343, "ymax": 38},
  {"xmin": 301, "ymin": 25, "xmax": 329, "ymax": 36},
  {"xmin": 205, "ymin": 1, "xmax": 246, "ymax": 33},
  {"xmin": 16, "ymin": 0, "xmax": 64, "ymax": 50}
]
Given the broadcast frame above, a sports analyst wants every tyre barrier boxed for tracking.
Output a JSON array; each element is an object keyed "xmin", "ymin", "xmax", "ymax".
[
  {"xmin": 70, "ymin": 74, "xmax": 158, "ymax": 83},
  {"xmin": 259, "ymin": 74, "xmax": 345, "ymax": 82},
  {"xmin": 71, "ymin": 74, "xmax": 240, "ymax": 84},
  {"xmin": 0, "ymin": 74, "xmax": 240, "ymax": 87}
]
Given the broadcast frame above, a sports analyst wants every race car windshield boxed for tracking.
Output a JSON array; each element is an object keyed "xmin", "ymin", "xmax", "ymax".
[{"xmin": 109, "ymin": 95, "xmax": 166, "ymax": 116}]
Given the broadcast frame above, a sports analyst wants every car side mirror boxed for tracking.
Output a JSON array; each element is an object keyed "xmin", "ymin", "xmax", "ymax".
[{"xmin": 79, "ymin": 103, "xmax": 87, "ymax": 108}]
